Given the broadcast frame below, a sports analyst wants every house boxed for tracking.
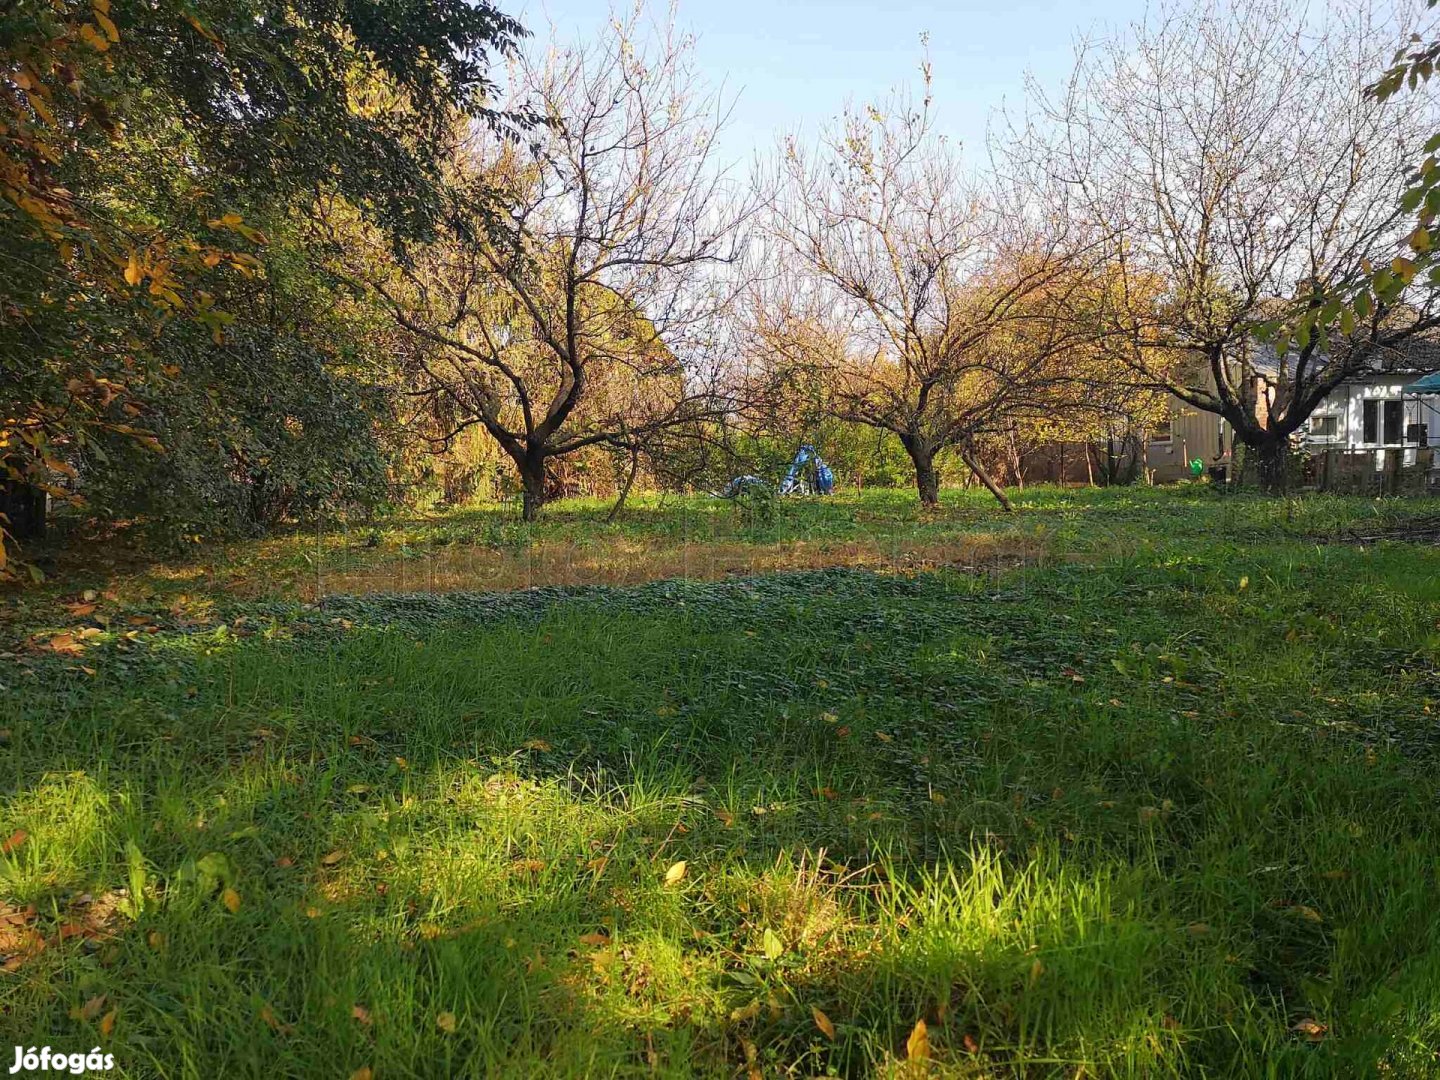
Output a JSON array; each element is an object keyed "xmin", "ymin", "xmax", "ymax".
[{"xmin": 1147, "ymin": 338, "xmax": 1440, "ymax": 481}]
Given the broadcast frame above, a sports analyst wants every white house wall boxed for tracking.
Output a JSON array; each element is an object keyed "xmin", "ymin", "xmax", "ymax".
[{"xmin": 1307, "ymin": 380, "xmax": 1440, "ymax": 466}]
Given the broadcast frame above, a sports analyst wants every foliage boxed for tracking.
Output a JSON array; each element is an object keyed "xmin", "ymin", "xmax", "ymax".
[{"xmin": 1, "ymin": 0, "xmax": 523, "ymax": 571}]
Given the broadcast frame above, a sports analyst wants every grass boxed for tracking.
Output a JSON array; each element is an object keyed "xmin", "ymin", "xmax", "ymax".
[{"xmin": 2, "ymin": 486, "xmax": 1440, "ymax": 1076}]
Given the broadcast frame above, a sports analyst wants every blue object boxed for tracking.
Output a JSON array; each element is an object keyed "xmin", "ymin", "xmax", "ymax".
[
  {"xmin": 778, "ymin": 444, "xmax": 834, "ymax": 496},
  {"xmin": 716, "ymin": 444, "xmax": 836, "ymax": 498}
]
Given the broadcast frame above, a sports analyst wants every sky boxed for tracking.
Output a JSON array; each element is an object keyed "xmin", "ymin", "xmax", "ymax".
[{"xmin": 512, "ymin": 0, "xmax": 1149, "ymax": 171}]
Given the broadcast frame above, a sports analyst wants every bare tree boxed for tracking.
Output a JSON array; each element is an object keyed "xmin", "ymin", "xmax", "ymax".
[
  {"xmin": 332, "ymin": 8, "xmax": 751, "ymax": 519},
  {"xmin": 1022, "ymin": 0, "xmax": 1440, "ymax": 490},
  {"xmin": 756, "ymin": 81, "xmax": 1118, "ymax": 510}
]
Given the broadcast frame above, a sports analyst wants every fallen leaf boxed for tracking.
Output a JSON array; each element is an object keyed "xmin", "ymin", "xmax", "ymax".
[
  {"xmin": 274, "ymin": 856, "xmax": 294, "ymax": 868},
  {"xmin": 714, "ymin": 808, "xmax": 735, "ymax": 827},
  {"xmin": 730, "ymin": 999, "xmax": 761, "ymax": 1022},
  {"xmin": 1, "ymin": 829, "xmax": 27, "ymax": 855},
  {"xmin": 436, "ymin": 1011, "xmax": 457, "ymax": 1033},
  {"xmin": 77, "ymin": 994, "xmax": 107, "ymax": 1021},
  {"xmin": 220, "ymin": 887, "xmax": 241, "ymax": 913},
  {"xmin": 578, "ymin": 932, "xmax": 611, "ymax": 946},
  {"xmin": 962, "ymin": 1032, "xmax": 978, "ymax": 1053},
  {"xmin": 99, "ymin": 1010, "xmax": 116, "ymax": 1038},
  {"xmin": 320, "ymin": 850, "xmax": 345, "ymax": 866},
  {"xmin": 811, "ymin": 1005, "xmax": 835, "ymax": 1039},
  {"xmin": 1291, "ymin": 1017, "xmax": 1326, "ymax": 1041},
  {"xmin": 663, "ymin": 860, "xmax": 687, "ymax": 886},
  {"xmin": 349, "ymin": 1069, "xmax": 373, "ymax": 1080},
  {"xmin": 906, "ymin": 1018, "xmax": 930, "ymax": 1060},
  {"xmin": 351, "ymin": 1004, "xmax": 371, "ymax": 1026},
  {"xmin": 522, "ymin": 739, "xmax": 552, "ymax": 752}
]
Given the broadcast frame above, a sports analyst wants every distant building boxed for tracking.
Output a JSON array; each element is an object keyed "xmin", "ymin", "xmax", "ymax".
[{"xmin": 1148, "ymin": 338, "xmax": 1440, "ymax": 481}]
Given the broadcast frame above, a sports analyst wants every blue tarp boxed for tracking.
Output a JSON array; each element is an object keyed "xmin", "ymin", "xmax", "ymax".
[{"xmin": 1403, "ymin": 371, "xmax": 1440, "ymax": 394}]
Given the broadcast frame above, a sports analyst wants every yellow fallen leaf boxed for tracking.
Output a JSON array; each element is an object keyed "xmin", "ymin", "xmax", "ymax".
[
  {"xmin": 349, "ymin": 1068, "xmax": 373, "ymax": 1080},
  {"xmin": 663, "ymin": 860, "xmax": 687, "ymax": 886},
  {"xmin": 436, "ymin": 1011, "xmax": 457, "ymax": 1033},
  {"xmin": 99, "ymin": 1010, "xmax": 116, "ymax": 1038},
  {"xmin": 320, "ymin": 850, "xmax": 345, "ymax": 866},
  {"xmin": 714, "ymin": 808, "xmax": 735, "ymax": 827},
  {"xmin": 220, "ymin": 887, "xmax": 241, "ymax": 913},
  {"xmin": 811, "ymin": 1005, "xmax": 835, "ymax": 1039},
  {"xmin": 578, "ymin": 932, "xmax": 611, "ymax": 946},
  {"xmin": 906, "ymin": 1018, "xmax": 930, "ymax": 1060},
  {"xmin": 730, "ymin": 999, "xmax": 761, "ymax": 1022}
]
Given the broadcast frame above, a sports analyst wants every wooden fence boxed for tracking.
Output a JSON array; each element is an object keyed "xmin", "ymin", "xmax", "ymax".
[{"xmin": 1314, "ymin": 448, "xmax": 1440, "ymax": 496}]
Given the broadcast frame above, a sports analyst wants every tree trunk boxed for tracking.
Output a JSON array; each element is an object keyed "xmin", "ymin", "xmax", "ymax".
[
  {"xmin": 904, "ymin": 440, "xmax": 941, "ymax": 506},
  {"xmin": 606, "ymin": 448, "xmax": 641, "ymax": 523},
  {"xmin": 0, "ymin": 477, "xmax": 47, "ymax": 540},
  {"xmin": 1252, "ymin": 437, "xmax": 1290, "ymax": 494},
  {"xmin": 960, "ymin": 445, "xmax": 1014, "ymax": 512},
  {"xmin": 518, "ymin": 452, "xmax": 547, "ymax": 522}
]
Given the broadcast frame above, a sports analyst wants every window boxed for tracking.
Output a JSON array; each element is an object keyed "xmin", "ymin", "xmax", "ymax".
[
  {"xmin": 1362, "ymin": 399, "xmax": 1409, "ymax": 445},
  {"xmin": 1384, "ymin": 400, "xmax": 1404, "ymax": 445},
  {"xmin": 1309, "ymin": 414, "xmax": 1338, "ymax": 439},
  {"xmin": 1149, "ymin": 418, "xmax": 1173, "ymax": 443}
]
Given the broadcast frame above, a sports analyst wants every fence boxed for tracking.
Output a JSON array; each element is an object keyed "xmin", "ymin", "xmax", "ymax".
[{"xmin": 1314, "ymin": 448, "xmax": 1440, "ymax": 496}]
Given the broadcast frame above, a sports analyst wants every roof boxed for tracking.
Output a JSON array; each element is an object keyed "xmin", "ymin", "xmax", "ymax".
[
  {"xmin": 1250, "ymin": 335, "xmax": 1440, "ymax": 381},
  {"xmin": 1403, "ymin": 370, "xmax": 1440, "ymax": 394}
]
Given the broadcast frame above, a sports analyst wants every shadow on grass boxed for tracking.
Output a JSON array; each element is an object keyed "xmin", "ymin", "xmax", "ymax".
[{"xmin": 3, "ymin": 563, "xmax": 1440, "ymax": 1075}]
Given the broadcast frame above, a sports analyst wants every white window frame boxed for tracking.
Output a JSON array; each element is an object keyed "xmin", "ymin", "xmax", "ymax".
[{"xmin": 1308, "ymin": 413, "xmax": 1341, "ymax": 441}]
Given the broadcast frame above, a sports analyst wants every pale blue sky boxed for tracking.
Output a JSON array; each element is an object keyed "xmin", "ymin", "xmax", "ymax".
[{"xmin": 514, "ymin": 0, "xmax": 1147, "ymax": 170}]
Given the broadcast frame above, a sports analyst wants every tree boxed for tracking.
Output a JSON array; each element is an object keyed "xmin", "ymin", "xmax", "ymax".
[
  {"xmin": 1026, "ymin": 0, "xmax": 1440, "ymax": 491},
  {"xmin": 758, "ymin": 84, "xmax": 1118, "ymax": 509},
  {"xmin": 1, "ymin": 0, "xmax": 523, "ymax": 571},
  {"xmin": 336, "ymin": 10, "xmax": 751, "ymax": 520}
]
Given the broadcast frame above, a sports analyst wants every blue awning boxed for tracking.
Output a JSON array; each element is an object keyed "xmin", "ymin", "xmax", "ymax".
[{"xmin": 1403, "ymin": 371, "xmax": 1440, "ymax": 394}]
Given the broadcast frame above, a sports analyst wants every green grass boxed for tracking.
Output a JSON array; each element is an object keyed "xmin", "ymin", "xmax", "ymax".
[{"xmin": 3, "ymin": 487, "xmax": 1440, "ymax": 1076}]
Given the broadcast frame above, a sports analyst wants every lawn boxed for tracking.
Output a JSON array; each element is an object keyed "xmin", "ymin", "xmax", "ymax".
[{"xmin": 2, "ymin": 487, "xmax": 1439, "ymax": 1076}]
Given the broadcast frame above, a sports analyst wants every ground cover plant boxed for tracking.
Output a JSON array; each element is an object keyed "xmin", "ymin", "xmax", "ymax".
[{"xmin": 2, "ymin": 487, "xmax": 1440, "ymax": 1077}]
